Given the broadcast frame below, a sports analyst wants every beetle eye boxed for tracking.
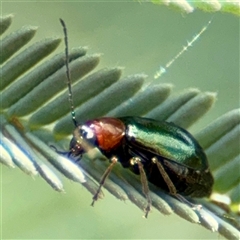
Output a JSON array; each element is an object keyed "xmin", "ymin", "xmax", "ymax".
[{"xmin": 81, "ymin": 125, "xmax": 94, "ymax": 139}]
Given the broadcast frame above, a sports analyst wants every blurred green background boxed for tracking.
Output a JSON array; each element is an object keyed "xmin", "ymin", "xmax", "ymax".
[{"xmin": 1, "ymin": 1, "xmax": 239, "ymax": 239}]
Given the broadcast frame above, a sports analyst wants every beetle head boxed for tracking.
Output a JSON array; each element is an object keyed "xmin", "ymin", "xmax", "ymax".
[{"xmin": 69, "ymin": 124, "xmax": 97, "ymax": 158}]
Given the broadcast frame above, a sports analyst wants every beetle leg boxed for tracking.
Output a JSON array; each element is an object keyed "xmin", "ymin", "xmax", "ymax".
[
  {"xmin": 152, "ymin": 157, "xmax": 202, "ymax": 209},
  {"xmin": 152, "ymin": 157, "xmax": 183, "ymax": 200},
  {"xmin": 152, "ymin": 157, "xmax": 177, "ymax": 195},
  {"xmin": 91, "ymin": 156, "xmax": 118, "ymax": 206},
  {"xmin": 130, "ymin": 157, "xmax": 152, "ymax": 218}
]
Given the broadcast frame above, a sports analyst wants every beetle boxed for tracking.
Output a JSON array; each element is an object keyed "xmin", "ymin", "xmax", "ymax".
[{"xmin": 59, "ymin": 19, "xmax": 214, "ymax": 217}]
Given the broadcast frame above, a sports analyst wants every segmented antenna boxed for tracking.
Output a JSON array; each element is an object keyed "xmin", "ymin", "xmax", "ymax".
[
  {"xmin": 59, "ymin": 18, "xmax": 78, "ymax": 127},
  {"xmin": 154, "ymin": 20, "xmax": 212, "ymax": 79}
]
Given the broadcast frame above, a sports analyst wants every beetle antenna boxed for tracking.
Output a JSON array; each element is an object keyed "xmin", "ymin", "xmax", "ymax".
[{"xmin": 59, "ymin": 18, "xmax": 78, "ymax": 127}]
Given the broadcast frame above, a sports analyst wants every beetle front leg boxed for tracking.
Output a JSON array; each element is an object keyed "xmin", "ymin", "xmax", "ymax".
[
  {"xmin": 130, "ymin": 157, "xmax": 152, "ymax": 218},
  {"xmin": 91, "ymin": 156, "xmax": 118, "ymax": 206}
]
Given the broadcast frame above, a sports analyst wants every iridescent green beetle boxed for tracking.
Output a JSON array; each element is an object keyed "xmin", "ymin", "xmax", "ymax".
[
  {"xmin": 60, "ymin": 19, "xmax": 214, "ymax": 217},
  {"xmin": 69, "ymin": 116, "xmax": 214, "ymax": 216}
]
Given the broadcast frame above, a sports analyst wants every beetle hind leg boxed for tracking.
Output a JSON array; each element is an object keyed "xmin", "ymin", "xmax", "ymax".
[
  {"xmin": 152, "ymin": 157, "xmax": 177, "ymax": 195},
  {"xmin": 152, "ymin": 157, "xmax": 202, "ymax": 209}
]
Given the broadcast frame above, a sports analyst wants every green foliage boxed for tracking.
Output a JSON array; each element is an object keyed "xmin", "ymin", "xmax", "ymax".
[
  {"xmin": 1, "ymin": 14, "xmax": 239, "ymax": 240},
  {"xmin": 151, "ymin": 0, "xmax": 240, "ymax": 16}
]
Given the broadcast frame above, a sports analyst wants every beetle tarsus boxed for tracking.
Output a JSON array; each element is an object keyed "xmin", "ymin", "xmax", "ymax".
[
  {"xmin": 91, "ymin": 196, "xmax": 98, "ymax": 207},
  {"xmin": 144, "ymin": 204, "xmax": 151, "ymax": 219},
  {"xmin": 175, "ymin": 193, "xmax": 202, "ymax": 210}
]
